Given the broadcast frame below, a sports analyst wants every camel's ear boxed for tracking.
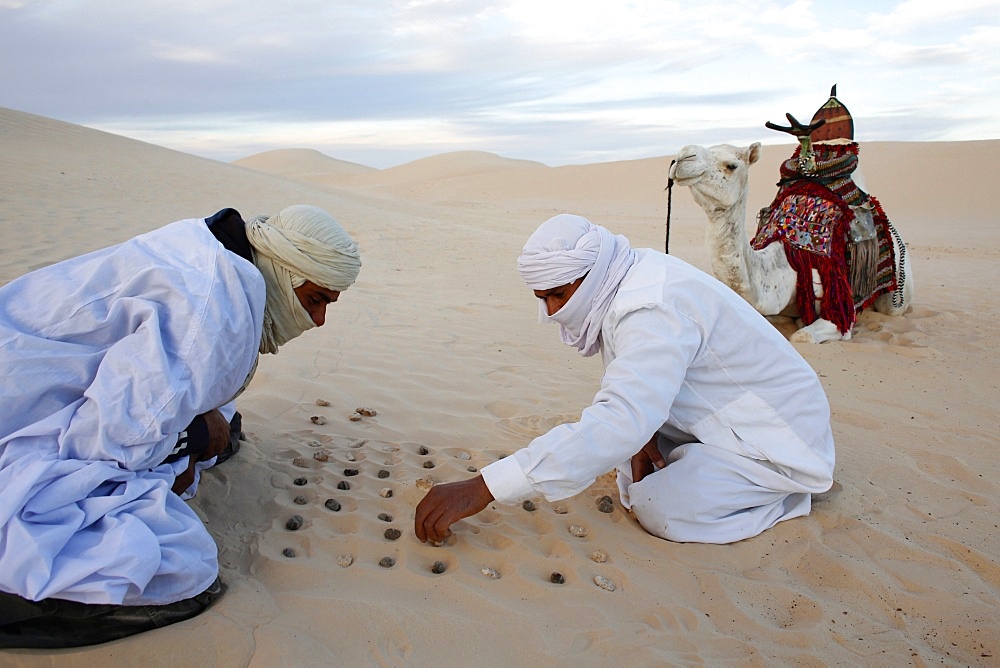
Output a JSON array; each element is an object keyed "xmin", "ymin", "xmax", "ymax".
[{"xmin": 747, "ymin": 142, "xmax": 761, "ymax": 165}]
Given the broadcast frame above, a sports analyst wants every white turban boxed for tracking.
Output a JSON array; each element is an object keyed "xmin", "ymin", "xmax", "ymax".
[
  {"xmin": 247, "ymin": 205, "xmax": 361, "ymax": 354},
  {"xmin": 517, "ymin": 214, "xmax": 636, "ymax": 357}
]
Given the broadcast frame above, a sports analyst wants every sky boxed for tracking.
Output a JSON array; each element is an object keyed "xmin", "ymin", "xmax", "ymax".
[{"xmin": 2, "ymin": 0, "xmax": 998, "ymax": 168}]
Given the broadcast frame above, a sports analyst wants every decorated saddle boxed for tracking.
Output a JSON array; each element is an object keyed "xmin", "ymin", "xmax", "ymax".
[{"xmin": 756, "ymin": 89, "xmax": 897, "ymax": 335}]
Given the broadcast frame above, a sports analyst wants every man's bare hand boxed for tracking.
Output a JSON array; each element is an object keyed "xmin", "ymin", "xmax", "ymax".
[
  {"xmin": 171, "ymin": 410, "xmax": 230, "ymax": 495},
  {"xmin": 202, "ymin": 409, "xmax": 231, "ymax": 461},
  {"xmin": 414, "ymin": 476, "xmax": 494, "ymax": 544},
  {"xmin": 630, "ymin": 434, "xmax": 667, "ymax": 484},
  {"xmin": 171, "ymin": 458, "xmax": 197, "ymax": 495}
]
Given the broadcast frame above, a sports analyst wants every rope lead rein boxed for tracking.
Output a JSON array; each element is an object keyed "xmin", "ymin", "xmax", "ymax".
[{"xmin": 665, "ymin": 159, "xmax": 676, "ymax": 255}]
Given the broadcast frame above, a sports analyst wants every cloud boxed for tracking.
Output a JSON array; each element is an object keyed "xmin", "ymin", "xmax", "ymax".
[{"xmin": 1, "ymin": 0, "xmax": 997, "ymax": 167}]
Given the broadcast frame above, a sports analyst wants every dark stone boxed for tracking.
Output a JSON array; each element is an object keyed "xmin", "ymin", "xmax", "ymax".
[
  {"xmin": 324, "ymin": 498, "xmax": 342, "ymax": 512},
  {"xmin": 597, "ymin": 495, "xmax": 614, "ymax": 513},
  {"xmin": 285, "ymin": 515, "xmax": 304, "ymax": 531},
  {"xmin": 293, "ymin": 477, "xmax": 307, "ymax": 486},
  {"xmin": 384, "ymin": 528, "xmax": 402, "ymax": 541},
  {"xmin": 337, "ymin": 480, "xmax": 351, "ymax": 490}
]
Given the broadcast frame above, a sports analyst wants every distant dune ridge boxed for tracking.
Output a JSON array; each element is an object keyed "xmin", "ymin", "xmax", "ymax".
[{"xmin": 1, "ymin": 105, "xmax": 998, "ymax": 665}]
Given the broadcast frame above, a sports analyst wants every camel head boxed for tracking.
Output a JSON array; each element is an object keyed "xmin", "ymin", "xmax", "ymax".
[{"xmin": 669, "ymin": 143, "xmax": 761, "ymax": 214}]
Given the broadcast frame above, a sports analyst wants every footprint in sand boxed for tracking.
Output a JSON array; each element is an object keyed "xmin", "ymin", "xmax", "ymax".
[{"xmin": 496, "ymin": 414, "xmax": 579, "ymax": 439}]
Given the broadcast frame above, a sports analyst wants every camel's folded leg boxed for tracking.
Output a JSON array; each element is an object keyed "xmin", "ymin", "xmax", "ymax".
[{"xmin": 790, "ymin": 318, "xmax": 850, "ymax": 344}]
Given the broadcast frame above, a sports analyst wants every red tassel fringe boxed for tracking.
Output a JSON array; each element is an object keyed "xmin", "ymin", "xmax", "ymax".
[{"xmin": 770, "ymin": 180, "xmax": 857, "ymax": 334}]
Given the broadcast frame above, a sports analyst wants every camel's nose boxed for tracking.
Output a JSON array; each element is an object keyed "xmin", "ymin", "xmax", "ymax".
[{"xmin": 669, "ymin": 150, "xmax": 704, "ymax": 182}]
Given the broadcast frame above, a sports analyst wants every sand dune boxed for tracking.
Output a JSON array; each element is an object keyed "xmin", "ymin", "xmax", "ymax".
[
  {"xmin": 233, "ymin": 148, "xmax": 375, "ymax": 184},
  {"xmin": 1, "ymin": 106, "xmax": 998, "ymax": 666}
]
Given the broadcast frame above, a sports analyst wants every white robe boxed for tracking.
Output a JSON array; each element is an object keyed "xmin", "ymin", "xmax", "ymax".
[
  {"xmin": 0, "ymin": 218, "xmax": 264, "ymax": 605},
  {"xmin": 482, "ymin": 249, "xmax": 835, "ymax": 543}
]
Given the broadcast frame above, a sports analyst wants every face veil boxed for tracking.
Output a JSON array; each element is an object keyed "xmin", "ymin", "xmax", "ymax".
[
  {"xmin": 517, "ymin": 214, "xmax": 636, "ymax": 357},
  {"xmin": 246, "ymin": 205, "xmax": 361, "ymax": 354}
]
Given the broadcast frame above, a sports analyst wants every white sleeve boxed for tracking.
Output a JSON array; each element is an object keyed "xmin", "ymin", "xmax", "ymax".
[{"xmin": 481, "ymin": 305, "xmax": 703, "ymax": 504}]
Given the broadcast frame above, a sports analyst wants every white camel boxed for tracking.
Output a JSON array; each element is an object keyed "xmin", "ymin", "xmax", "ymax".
[{"xmin": 668, "ymin": 142, "xmax": 913, "ymax": 343}]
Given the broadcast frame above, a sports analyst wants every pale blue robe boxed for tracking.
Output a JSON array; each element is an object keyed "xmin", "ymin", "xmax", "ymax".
[{"xmin": 0, "ymin": 218, "xmax": 264, "ymax": 605}]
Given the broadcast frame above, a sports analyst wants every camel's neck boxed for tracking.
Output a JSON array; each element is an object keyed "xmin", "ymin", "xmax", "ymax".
[{"xmin": 701, "ymin": 195, "xmax": 759, "ymax": 303}]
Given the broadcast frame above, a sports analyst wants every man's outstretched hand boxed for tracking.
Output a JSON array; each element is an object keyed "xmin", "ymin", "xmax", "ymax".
[{"xmin": 414, "ymin": 475, "xmax": 495, "ymax": 544}]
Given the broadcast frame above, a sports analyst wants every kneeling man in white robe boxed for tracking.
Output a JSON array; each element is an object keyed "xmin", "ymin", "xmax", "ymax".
[
  {"xmin": 0, "ymin": 205, "xmax": 361, "ymax": 648},
  {"xmin": 415, "ymin": 214, "xmax": 834, "ymax": 546}
]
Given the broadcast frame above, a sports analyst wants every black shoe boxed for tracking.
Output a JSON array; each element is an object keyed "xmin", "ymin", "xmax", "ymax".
[
  {"xmin": 0, "ymin": 578, "xmax": 226, "ymax": 649},
  {"xmin": 215, "ymin": 412, "xmax": 243, "ymax": 466}
]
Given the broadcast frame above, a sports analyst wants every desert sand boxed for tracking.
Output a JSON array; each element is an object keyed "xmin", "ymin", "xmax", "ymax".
[{"xmin": 1, "ymin": 106, "xmax": 998, "ymax": 666}]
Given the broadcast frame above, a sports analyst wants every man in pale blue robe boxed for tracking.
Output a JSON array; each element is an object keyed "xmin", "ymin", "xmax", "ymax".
[{"xmin": 0, "ymin": 205, "xmax": 360, "ymax": 648}]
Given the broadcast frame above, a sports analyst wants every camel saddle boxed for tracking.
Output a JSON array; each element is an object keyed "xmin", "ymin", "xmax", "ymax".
[{"xmin": 753, "ymin": 142, "xmax": 897, "ymax": 334}]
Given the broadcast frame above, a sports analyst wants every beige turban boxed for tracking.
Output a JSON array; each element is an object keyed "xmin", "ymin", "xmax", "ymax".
[{"xmin": 246, "ymin": 205, "xmax": 361, "ymax": 354}]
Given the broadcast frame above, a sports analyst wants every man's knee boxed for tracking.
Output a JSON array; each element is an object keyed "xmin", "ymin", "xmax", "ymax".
[{"xmin": 627, "ymin": 473, "xmax": 710, "ymax": 542}]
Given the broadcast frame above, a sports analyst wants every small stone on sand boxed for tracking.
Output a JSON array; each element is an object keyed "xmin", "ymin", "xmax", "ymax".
[
  {"xmin": 591, "ymin": 551, "xmax": 608, "ymax": 563},
  {"xmin": 378, "ymin": 512, "xmax": 393, "ymax": 522},
  {"xmin": 594, "ymin": 575, "xmax": 616, "ymax": 592},
  {"xmin": 597, "ymin": 495, "xmax": 614, "ymax": 513},
  {"xmin": 346, "ymin": 453, "xmax": 356, "ymax": 462},
  {"xmin": 522, "ymin": 500, "xmax": 536, "ymax": 512},
  {"xmin": 377, "ymin": 469, "xmax": 390, "ymax": 478},
  {"xmin": 417, "ymin": 445, "xmax": 429, "ymax": 455},
  {"xmin": 379, "ymin": 487, "xmax": 393, "ymax": 498},
  {"xmin": 467, "ymin": 466, "xmax": 477, "ymax": 472},
  {"xmin": 568, "ymin": 524, "xmax": 588, "ymax": 538},
  {"xmin": 293, "ymin": 477, "xmax": 308, "ymax": 486},
  {"xmin": 315, "ymin": 399, "xmax": 331, "ymax": 406},
  {"xmin": 457, "ymin": 452, "xmax": 471, "ymax": 460},
  {"xmin": 553, "ymin": 505, "xmax": 568, "ymax": 514},
  {"xmin": 292, "ymin": 457, "xmax": 310, "ymax": 468},
  {"xmin": 431, "ymin": 561, "xmax": 447, "ymax": 574},
  {"xmin": 481, "ymin": 568, "xmax": 501, "ymax": 579},
  {"xmin": 282, "ymin": 548, "xmax": 296, "ymax": 558},
  {"xmin": 293, "ymin": 495, "xmax": 307, "ymax": 505},
  {"xmin": 550, "ymin": 572, "xmax": 565, "ymax": 585},
  {"xmin": 310, "ymin": 415, "xmax": 327, "ymax": 425},
  {"xmin": 415, "ymin": 477, "xmax": 435, "ymax": 491},
  {"xmin": 285, "ymin": 515, "xmax": 304, "ymax": 531},
  {"xmin": 350, "ymin": 439, "xmax": 368, "ymax": 448},
  {"xmin": 312, "ymin": 450, "xmax": 329, "ymax": 462},
  {"xmin": 337, "ymin": 554, "xmax": 353, "ymax": 568},
  {"xmin": 337, "ymin": 480, "xmax": 350, "ymax": 490},
  {"xmin": 384, "ymin": 528, "xmax": 402, "ymax": 540},
  {"xmin": 344, "ymin": 468, "xmax": 359, "ymax": 476},
  {"xmin": 378, "ymin": 557, "xmax": 395, "ymax": 568},
  {"xmin": 324, "ymin": 498, "xmax": 341, "ymax": 512},
  {"xmin": 356, "ymin": 407, "xmax": 377, "ymax": 417},
  {"xmin": 422, "ymin": 460, "xmax": 435, "ymax": 469},
  {"xmin": 348, "ymin": 413, "xmax": 362, "ymax": 422}
]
